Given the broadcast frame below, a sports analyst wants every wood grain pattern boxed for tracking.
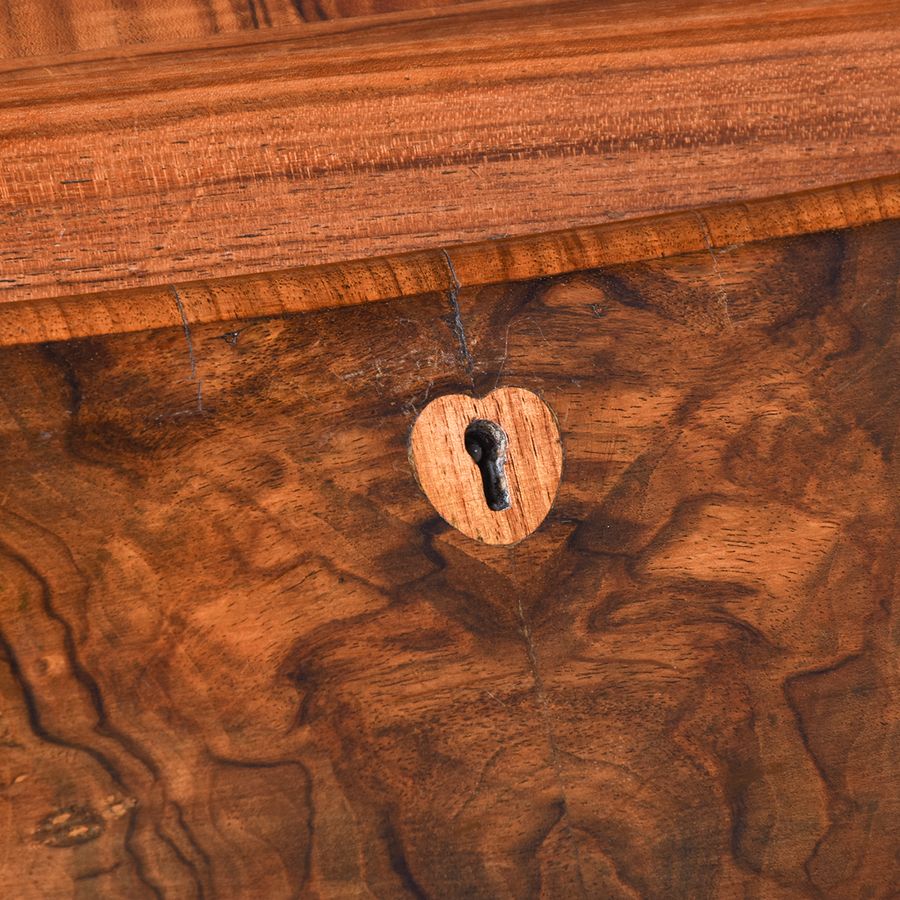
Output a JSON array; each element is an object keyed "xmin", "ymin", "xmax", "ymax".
[
  {"xmin": 410, "ymin": 388, "xmax": 563, "ymax": 544},
  {"xmin": 1, "ymin": 173, "xmax": 897, "ymax": 347},
  {"xmin": 1, "ymin": 0, "xmax": 897, "ymax": 305},
  {"xmin": 0, "ymin": 0, "xmax": 477, "ymax": 59},
  {"xmin": 0, "ymin": 214, "xmax": 896, "ymax": 897}
]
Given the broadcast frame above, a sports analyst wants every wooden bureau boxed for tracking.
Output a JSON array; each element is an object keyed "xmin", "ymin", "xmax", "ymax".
[{"xmin": 0, "ymin": 1, "xmax": 897, "ymax": 897}]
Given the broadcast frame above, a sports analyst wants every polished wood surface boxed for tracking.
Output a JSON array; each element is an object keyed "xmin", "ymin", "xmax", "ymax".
[
  {"xmin": 1, "ymin": 174, "xmax": 897, "ymax": 347},
  {"xmin": 1, "ymin": 0, "xmax": 897, "ymax": 305},
  {"xmin": 0, "ymin": 0, "xmax": 477, "ymax": 59},
  {"xmin": 0, "ymin": 210, "xmax": 896, "ymax": 897}
]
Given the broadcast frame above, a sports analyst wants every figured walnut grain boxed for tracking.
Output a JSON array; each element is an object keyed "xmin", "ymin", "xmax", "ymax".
[{"xmin": 0, "ymin": 216, "xmax": 896, "ymax": 898}]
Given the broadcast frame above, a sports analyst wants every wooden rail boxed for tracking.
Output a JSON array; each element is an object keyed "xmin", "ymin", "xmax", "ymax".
[
  {"xmin": 0, "ymin": 173, "xmax": 897, "ymax": 347},
  {"xmin": 1, "ymin": 0, "xmax": 897, "ymax": 305}
]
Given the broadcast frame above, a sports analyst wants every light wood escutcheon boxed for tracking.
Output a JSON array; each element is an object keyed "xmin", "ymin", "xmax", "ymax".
[{"xmin": 410, "ymin": 388, "xmax": 563, "ymax": 544}]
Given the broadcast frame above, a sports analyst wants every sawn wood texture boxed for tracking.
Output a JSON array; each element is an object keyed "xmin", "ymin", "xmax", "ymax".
[
  {"xmin": 0, "ymin": 0, "xmax": 897, "ymax": 305},
  {"xmin": 0, "ymin": 207, "xmax": 896, "ymax": 896},
  {"xmin": 0, "ymin": 0, "xmax": 478, "ymax": 59}
]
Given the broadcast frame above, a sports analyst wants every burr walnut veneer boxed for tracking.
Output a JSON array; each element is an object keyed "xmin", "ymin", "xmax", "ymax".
[{"xmin": 0, "ymin": 1, "xmax": 898, "ymax": 897}]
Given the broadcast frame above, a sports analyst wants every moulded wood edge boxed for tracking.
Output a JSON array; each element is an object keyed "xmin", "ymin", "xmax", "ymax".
[{"xmin": 1, "ymin": 173, "xmax": 897, "ymax": 348}]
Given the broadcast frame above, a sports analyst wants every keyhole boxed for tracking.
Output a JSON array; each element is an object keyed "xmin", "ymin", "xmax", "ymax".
[{"xmin": 464, "ymin": 419, "xmax": 511, "ymax": 512}]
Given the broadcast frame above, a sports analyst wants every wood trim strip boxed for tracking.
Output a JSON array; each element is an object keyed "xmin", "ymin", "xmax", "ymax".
[
  {"xmin": 1, "ymin": 0, "xmax": 897, "ymax": 305},
  {"xmin": 0, "ymin": 0, "xmax": 484, "ymax": 62},
  {"xmin": 0, "ymin": 174, "xmax": 897, "ymax": 348}
]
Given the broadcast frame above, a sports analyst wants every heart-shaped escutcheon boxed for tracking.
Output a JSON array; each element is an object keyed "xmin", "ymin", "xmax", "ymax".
[{"xmin": 409, "ymin": 387, "xmax": 563, "ymax": 545}]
